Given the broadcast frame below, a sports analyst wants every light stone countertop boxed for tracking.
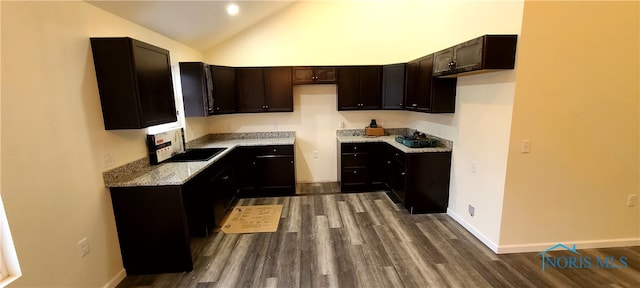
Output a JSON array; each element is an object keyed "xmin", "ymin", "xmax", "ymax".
[
  {"xmin": 104, "ymin": 136, "xmax": 294, "ymax": 188},
  {"xmin": 336, "ymin": 135, "xmax": 453, "ymax": 153}
]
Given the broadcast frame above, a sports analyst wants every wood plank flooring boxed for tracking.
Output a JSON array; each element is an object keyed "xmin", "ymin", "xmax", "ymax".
[{"xmin": 117, "ymin": 190, "xmax": 640, "ymax": 287}]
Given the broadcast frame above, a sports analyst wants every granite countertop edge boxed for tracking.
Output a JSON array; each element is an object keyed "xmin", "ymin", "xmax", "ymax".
[{"xmin": 104, "ymin": 136, "xmax": 295, "ymax": 188}]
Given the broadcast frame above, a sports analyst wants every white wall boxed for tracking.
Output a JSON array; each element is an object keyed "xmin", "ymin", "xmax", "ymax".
[
  {"xmin": 410, "ymin": 71, "xmax": 516, "ymax": 248},
  {"xmin": 206, "ymin": 85, "xmax": 410, "ymax": 182},
  {"xmin": 1, "ymin": 1, "xmax": 202, "ymax": 286},
  {"xmin": 205, "ymin": 0, "xmax": 524, "ymax": 245}
]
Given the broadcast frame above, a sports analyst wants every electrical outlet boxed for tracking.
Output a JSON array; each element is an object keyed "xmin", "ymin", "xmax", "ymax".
[
  {"xmin": 468, "ymin": 205, "xmax": 475, "ymax": 217},
  {"xmin": 627, "ymin": 194, "xmax": 637, "ymax": 207},
  {"xmin": 103, "ymin": 152, "xmax": 114, "ymax": 168},
  {"xmin": 339, "ymin": 121, "xmax": 345, "ymax": 129},
  {"xmin": 313, "ymin": 150, "xmax": 319, "ymax": 158},
  {"xmin": 470, "ymin": 161, "xmax": 477, "ymax": 174},
  {"xmin": 521, "ymin": 139, "xmax": 531, "ymax": 153},
  {"xmin": 78, "ymin": 237, "xmax": 90, "ymax": 257}
]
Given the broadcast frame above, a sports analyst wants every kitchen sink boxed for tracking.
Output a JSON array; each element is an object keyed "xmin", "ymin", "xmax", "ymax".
[{"xmin": 167, "ymin": 148, "xmax": 226, "ymax": 162}]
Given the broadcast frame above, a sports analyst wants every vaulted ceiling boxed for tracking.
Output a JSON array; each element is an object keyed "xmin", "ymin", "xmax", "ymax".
[{"xmin": 86, "ymin": 1, "xmax": 296, "ymax": 51}]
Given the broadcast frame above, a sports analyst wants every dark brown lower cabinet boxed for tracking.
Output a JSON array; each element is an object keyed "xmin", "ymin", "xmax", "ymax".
[
  {"xmin": 182, "ymin": 155, "xmax": 235, "ymax": 237},
  {"xmin": 109, "ymin": 186, "xmax": 192, "ymax": 275},
  {"xmin": 338, "ymin": 142, "xmax": 386, "ymax": 192},
  {"xmin": 234, "ymin": 145, "xmax": 296, "ymax": 197},
  {"xmin": 403, "ymin": 151, "xmax": 452, "ymax": 213},
  {"xmin": 109, "ymin": 153, "xmax": 236, "ymax": 275},
  {"xmin": 340, "ymin": 142, "xmax": 452, "ymax": 213}
]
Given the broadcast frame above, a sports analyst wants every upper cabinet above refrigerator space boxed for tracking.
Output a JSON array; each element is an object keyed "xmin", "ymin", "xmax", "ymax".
[{"xmin": 433, "ymin": 34, "xmax": 518, "ymax": 78}]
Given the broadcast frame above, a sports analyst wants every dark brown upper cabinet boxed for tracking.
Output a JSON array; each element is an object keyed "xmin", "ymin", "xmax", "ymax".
[
  {"xmin": 90, "ymin": 37, "xmax": 177, "ymax": 130},
  {"xmin": 433, "ymin": 34, "xmax": 518, "ymax": 77},
  {"xmin": 381, "ymin": 63, "xmax": 406, "ymax": 110},
  {"xmin": 292, "ymin": 66, "xmax": 336, "ymax": 84},
  {"xmin": 236, "ymin": 67, "xmax": 293, "ymax": 113},
  {"xmin": 405, "ymin": 54, "xmax": 457, "ymax": 113},
  {"xmin": 211, "ymin": 66, "xmax": 237, "ymax": 114},
  {"xmin": 179, "ymin": 62, "xmax": 213, "ymax": 117},
  {"xmin": 336, "ymin": 66, "xmax": 382, "ymax": 110},
  {"xmin": 179, "ymin": 63, "xmax": 237, "ymax": 117}
]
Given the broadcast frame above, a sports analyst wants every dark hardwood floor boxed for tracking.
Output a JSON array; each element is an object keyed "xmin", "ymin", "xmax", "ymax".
[{"xmin": 117, "ymin": 189, "xmax": 640, "ymax": 287}]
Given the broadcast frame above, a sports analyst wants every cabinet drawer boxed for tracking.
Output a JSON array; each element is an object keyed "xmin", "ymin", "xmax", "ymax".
[
  {"xmin": 341, "ymin": 168, "xmax": 368, "ymax": 184},
  {"xmin": 256, "ymin": 145, "xmax": 294, "ymax": 156},
  {"xmin": 341, "ymin": 143, "xmax": 371, "ymax": 153},
  {"xmin": 341, "ymin": 153, "xmax": 369, "ymax": 167}
]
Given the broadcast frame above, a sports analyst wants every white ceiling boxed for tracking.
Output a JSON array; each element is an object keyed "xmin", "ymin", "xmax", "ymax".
[{"xmin": 86, "ymin": 1, "xmax": 297, "ymax": 52}]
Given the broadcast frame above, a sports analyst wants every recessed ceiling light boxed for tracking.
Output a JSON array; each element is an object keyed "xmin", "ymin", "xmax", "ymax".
[{"xmin": 226, "ymin": 3, "xmax": 239, "ymax": 16}]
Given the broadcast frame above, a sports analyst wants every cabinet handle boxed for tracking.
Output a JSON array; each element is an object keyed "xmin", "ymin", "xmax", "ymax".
[
  {"xmin": 266, "ymin": 105, "xmax": 269, "ymax": 109},
  {"xmin": 353, "ymin": 171, "xmax": 357, "ymax": 174},
  {"xmin": 401, "ymin": 172, "xmax": 406, "ymax": 176},
  {"xmin": 216, "ymin": 107, "xmax": 220, "ymax": 110},
  {"xmin": 395, "ymin": 153, "xmax": 399, "ymax": 156},
  {"xmin": 290, "ymin": 160, "xmax": 294, "ymax": 164},
  {"xmin": 353, "ymin": 147, "xmax": 357, "ymax": 150},
  {"xmin": 387, "ymin": 160, "xmax": 391, "ymax": 164},
  {"xmin": 222, "ymin": 176, "xmax": 230, "ymax": 181},
  {"xmin": 273, "ymin": 149, "xmax": 277, "ymax": 152}
]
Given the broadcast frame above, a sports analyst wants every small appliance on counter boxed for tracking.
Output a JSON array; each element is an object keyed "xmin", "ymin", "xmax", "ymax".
[
  {"xmin": 365, "ymin": 119, "xmax": 384, "ymax": 137},
  {"xmin": 395, "ymin": 131, "xmax": 440, "ymax": 148},
  {"xmin": 146, "ymin": 128, "xmax": 186, "ymax": 164}
]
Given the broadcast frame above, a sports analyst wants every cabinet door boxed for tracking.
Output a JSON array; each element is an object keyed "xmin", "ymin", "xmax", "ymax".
[
  {"xmin": 433, "ymin": 48, "xmax": 455, "ymax": 76},
  {"xmin": 404, "ymin": 152, "xmax": 452, "ymax": 214},
  {"xmin": 390, "ymin": 150, "xmax": 406, "ymax": 203},
  {"xmin": 110, "ymin": 186, "xmax": 192, "ymax": 274},
  {"xmin": 415, "ymin": 55, "xmax": 434, "ymax": 112},
  {"xmin": 211, "ymin": 165, "xmax": 234, "ymax": 226},
  {"xmin": 236, "ymin": 68, "xmax": 265, "ymax": 113},
  {"xmin": 404, "ymin": 59, "xmax": 419, "ymax": 109},
  {"xmin": 382, "ymin": 64, "xmax": 406, "ymax": 110},
  {"xmin": 453, "ymin": 37, "xmax": 483, "ymax": 73},
  {"xmin": 256, "ymin": 156, "xmax": 295, "ymax": 191},
  {"xmin": 264, "ymin": 67, "xmax": 293, "ymax": 112},
  {"xmin": 406, "ymin": 55, "xmax": 434, "ymax": 112},
  {"xmin": 211, "ymin": 66, "xmax": 237, "ymax": 114},
  {"xmin": 180, "ymin": 62, "xmax": 211, "ymax": 117},
  {"xmin": 292, "ymin": 67, "xmax": 314, "ymax": 84},
  {"xmin": 336, "ymin": 67, "xmax": 361, "ymax": 110},
  {"xmin": 314, "ymin": 67, "xmax": 336, "ymax": 83},
  {"xmin": 131, "ymin": 40, "xmax": 178, "ymax": 127},
  {"xmin": 233, "ymin": 147, "xmax": 258, "ymax": 189},
  {"xmin": 359, "ymin": 66, "xmax": 382, "ymax": 109}
]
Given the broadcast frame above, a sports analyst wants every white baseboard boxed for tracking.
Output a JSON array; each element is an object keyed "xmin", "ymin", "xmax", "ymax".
[
  {"xmin": 497, "ymin": 238, "xmax": 640, "ymax": 254},
  {"xmin": 446, "ymin": 208, "xmax": 640, "ymax": 254},
  {"xmin": 446, "ymin": 208, "xmax": 499, "ymax": 253},
  {"xmin": 103, "ymin": 269, "xmax": 126, "ymax": 288}
]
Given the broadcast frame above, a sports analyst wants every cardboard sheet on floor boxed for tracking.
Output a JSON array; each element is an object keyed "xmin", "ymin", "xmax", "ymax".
[{"xmin": 221, "ymin": 205, "xmax": 283, "ymax": 234}]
